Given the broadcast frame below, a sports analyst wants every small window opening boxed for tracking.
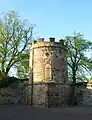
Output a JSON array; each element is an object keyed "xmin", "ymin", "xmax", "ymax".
[{"xmin": 45, "ymin": 52, "xmax": 49, "ymax": 57}]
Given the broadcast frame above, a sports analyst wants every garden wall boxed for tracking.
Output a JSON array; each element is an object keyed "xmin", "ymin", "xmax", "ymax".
[{"xmin": 0, "ymin": 81, "xmax": 92, "ymax": 107}]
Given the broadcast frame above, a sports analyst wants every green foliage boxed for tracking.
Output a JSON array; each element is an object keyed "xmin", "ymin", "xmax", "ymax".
[
  {"xmin": 17, "ymin": 50, "xmax": 29, "ymax": 78},
  {"xmin": 66, "ymin": 32, "xmax": 92, "ymax": 83},
  {"xmin": 0, "ymin": 76, "xmax": 29, "ymax": 88},
  {"xmin": 88, "ymin": 77, "xmax": 92, "ymax": 81},
  {"xmin": 66, "ymin": 32, "xmax": 92, "ymax": 105},
  {"xmin": 0, "ymin": 11, "xmax": 34, "ymax": 79}
]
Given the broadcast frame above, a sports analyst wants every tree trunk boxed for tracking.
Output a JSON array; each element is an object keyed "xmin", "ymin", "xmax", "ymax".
[
  {"xmin": 70, "ymin": 69, "xmax": 77, "ymax": 106},
  {"xmin": 72, "ymin": 69, "xmax": 76, "ymax": 105}
]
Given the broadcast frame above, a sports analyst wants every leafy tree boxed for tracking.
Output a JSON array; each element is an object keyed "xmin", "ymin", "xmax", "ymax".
[
  {"xmin": 66, "ymin": 32, "xmax": 92, "ymax": 105},
  {"xmin": 0, "ymin": 11, "xmax": 34, "ymax": 80},
  {"xmin": 88, "ymin": 76, "xmax": 92, "ymax": 81},
  {"xmin": 17, "ymin": 49, "xmax": 29, "ymax": 79}
]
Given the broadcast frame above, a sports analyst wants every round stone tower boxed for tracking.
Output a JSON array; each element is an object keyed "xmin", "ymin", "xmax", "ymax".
[{"xmin": 29, "ymin": 38, "xmax": 68, "ymax": 84}]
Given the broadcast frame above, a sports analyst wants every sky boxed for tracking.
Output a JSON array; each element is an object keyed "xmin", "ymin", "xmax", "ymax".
[{"xmin": 0, "ymin": 0, "xmax": 92, "ymax": 41}]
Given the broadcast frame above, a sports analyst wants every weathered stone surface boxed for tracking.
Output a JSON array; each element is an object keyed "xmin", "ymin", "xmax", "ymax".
[
  {"xmin": 28, "ymin": 39, "xmax": 92, "ymax": 108},
  {"xmin": 0, "ymin": 82, "xmax": 92, "ymax": 107},
  {"xmin": 33, "ymin": 83, "xmax": 48, "ymax": 107},
  {"xmin": 0, "ymin": 81, "xmax": 31, "ymax": 104},
  {"xmin": 0, "ymin": 39, "xmax": 92, "ymax": 108},
  {"xmin": 28, "ymin": 39, "xmax": 68, "ymax": 107},
  {"xmin": 29, "ymin": 39, "xmax": 68, "ymax": 83}
]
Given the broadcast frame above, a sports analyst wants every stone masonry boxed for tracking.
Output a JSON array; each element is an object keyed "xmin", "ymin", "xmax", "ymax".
[
  {"xmin": 29, "ymin": 38, "xmax": 68, "ymax": 83},
  {"xmin": 0, "ymin": 81, "xmax": 92, "ymax": 107},
  {"xmin": 0, "ymin": 38, "xmax": 92, "ymax": 107},
  {"xmin": 29, "ymin": 38, "xmax": 68, "ymax": 107}
]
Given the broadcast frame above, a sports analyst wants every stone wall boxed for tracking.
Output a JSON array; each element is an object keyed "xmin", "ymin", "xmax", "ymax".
[
  {"xmin": 32, "ymin": 82, "xmax": 92, "ymax": 107},
  {"xmin": 74, "ymin": 81, "xmax": 92, "ymax": 106},
  {"xmin": 0, "ymin": 81, "xmax": 31, "ymax": 104},
  {"xmin": 33, "ymin": 83, "xmax": 48, "ymax": 107},
  {"xmin": 29, "ymin": 82, "xmax": 71, "ymax": 108},
  {"xmin": 0, "ymin": 81, "xmax": 92, "ymax": 107},
  {"xmin": 0, "ymin": 82, "xmax": 70, "ymax": 106},
  {"xmin": 48, "ymin": 83, "xmax": 70, "ymax": 107}
]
